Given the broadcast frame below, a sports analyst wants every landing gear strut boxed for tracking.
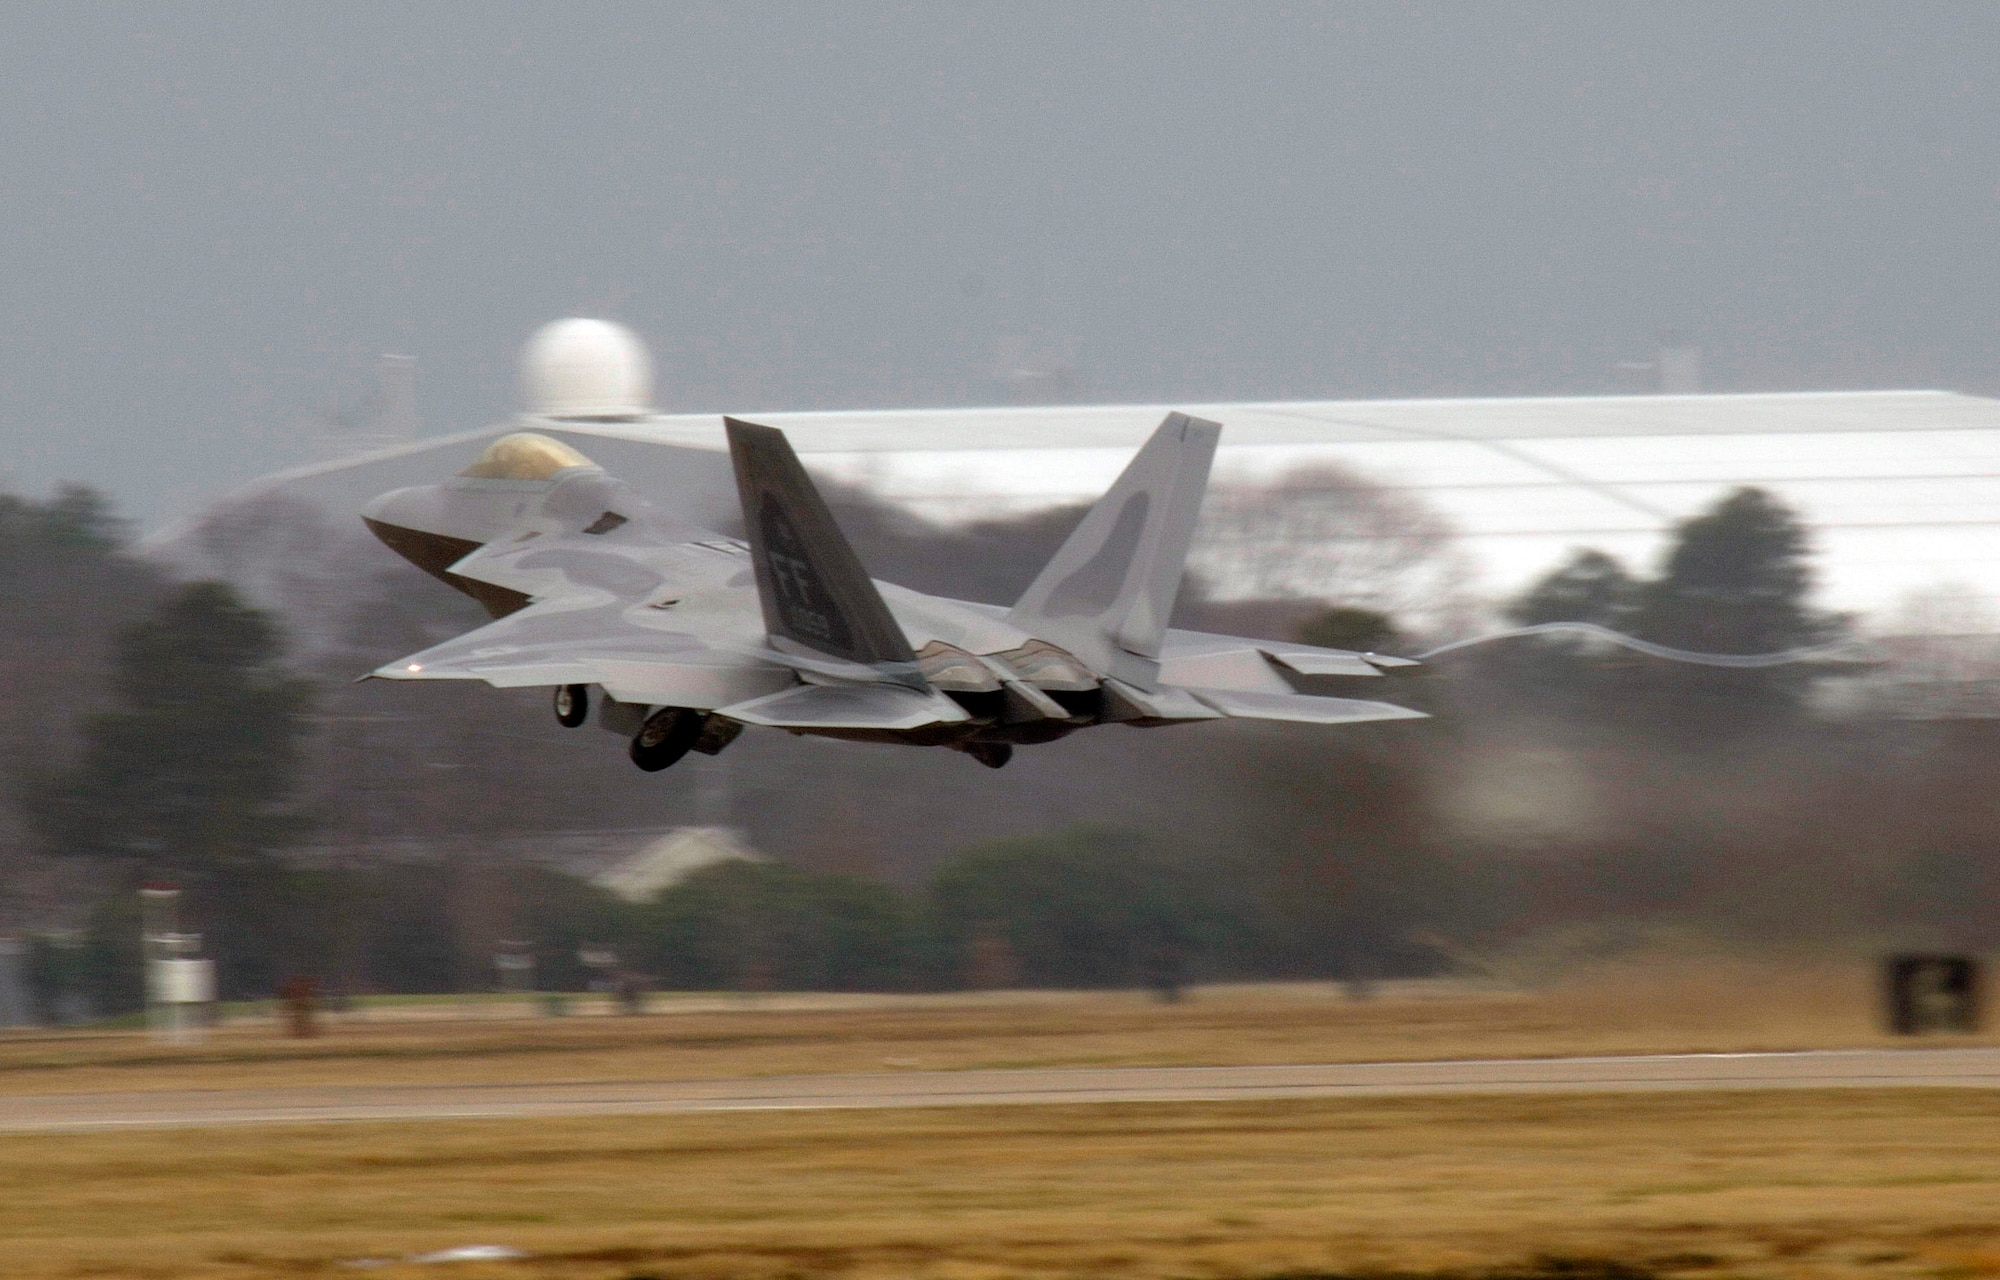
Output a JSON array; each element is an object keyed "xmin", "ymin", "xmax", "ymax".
[
  {"xmin": 630, "ymin": 707, "xmax": 704, "ymax": 772},
  {"xmin": 554, "ymin": 684, "xmax": 589, "ymax": 728}
]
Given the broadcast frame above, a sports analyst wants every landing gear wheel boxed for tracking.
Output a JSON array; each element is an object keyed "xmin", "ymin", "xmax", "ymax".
[
  {"xmin": 630, "ymin": 707, "xmax": 703, "ymax": 772},
  {"xmin": 966, "ymin": 742, "xmax": 1013, "ymax": 770},
  {"xmin": 553, "ymin": 684, "xmax": 589, "ymax": 728}
]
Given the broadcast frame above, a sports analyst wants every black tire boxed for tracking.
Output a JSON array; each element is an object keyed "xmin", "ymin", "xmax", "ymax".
[
  {"xmin": 629, "ymin": 707, "xmax": 703, "ymax": 772},
  {"xmin": 553, "ymin": 684, "xmax": 589, "ymax": 728},
  {"xmin": 966, "ymin": 742, "xmax": 1013, "ymax": 769}
]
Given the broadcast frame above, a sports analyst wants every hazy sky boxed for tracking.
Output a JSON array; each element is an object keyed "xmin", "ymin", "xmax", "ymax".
[{"xmin": 4, "ymin": 3, "xmax": 1998, "ymax": 522}]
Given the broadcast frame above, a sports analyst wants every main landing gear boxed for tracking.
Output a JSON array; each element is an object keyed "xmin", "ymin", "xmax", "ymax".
[
  {"xmin": 630, "ymin": 706, "xmax": 705, "ymax": 772},
  {"xmin": 964, "ymin": 742, "xmax": 1013, "ymax": 770},
  {"xmin": 553, "ymin": 684, "xmax": 590, "ymax": 728}
]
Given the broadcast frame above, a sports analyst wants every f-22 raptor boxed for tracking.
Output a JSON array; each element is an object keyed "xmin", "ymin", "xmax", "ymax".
[{"xmin": 361, "ymin": 414, "xmax": 1423, "ymax": 771}]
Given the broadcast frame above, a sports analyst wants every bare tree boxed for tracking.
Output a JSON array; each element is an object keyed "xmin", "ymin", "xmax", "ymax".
[
  {"xmin": 1192, "ymin": 461, "xmax": 1478, "ymax": 639},
  {"xmin": 179, "ymin": 494, "xmax": 412, "ymax": 665}
]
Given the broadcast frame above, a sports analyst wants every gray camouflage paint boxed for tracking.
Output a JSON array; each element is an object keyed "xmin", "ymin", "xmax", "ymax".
[{"xmin": 362, "ymin": 416, "xmax": 1424, "ymax": 767}]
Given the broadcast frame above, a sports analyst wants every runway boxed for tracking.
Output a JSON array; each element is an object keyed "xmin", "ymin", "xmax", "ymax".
[{"xmin": 3, "ymin": 1046, "xmax": 1998, "ymax": 1133}]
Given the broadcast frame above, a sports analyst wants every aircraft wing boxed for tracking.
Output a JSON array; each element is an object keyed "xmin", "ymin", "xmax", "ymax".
[
  {"xmin": 369, "ymin": 592, "xmax": 796, "ymax": 708},
  {"xmin": 366, "ymin": 507, "xmax": 798, "ymax": 708},
  {"xmin": 715, "ymin": 682, "xmax": 970, "ymax": 731}
]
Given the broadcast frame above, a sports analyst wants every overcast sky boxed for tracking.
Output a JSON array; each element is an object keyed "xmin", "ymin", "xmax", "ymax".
[{"xmin": 4, "ymin": 3, "xmax": 1998, "ymax": 522}]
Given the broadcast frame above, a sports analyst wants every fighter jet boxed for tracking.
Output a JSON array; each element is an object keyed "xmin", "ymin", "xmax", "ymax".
[{"xmin": 360, "ymin": 413, "xmax": 1423, "ymax": 770}]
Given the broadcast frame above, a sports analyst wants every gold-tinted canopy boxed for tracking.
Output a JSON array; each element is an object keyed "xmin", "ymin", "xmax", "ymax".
[{"xmin": 457, "ymin": 432, "xmax": 596, "ymax": 481}]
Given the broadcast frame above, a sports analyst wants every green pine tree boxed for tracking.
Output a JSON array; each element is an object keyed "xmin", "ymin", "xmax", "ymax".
[
  {"xmin": 26, "ymin": 580, "xmax": 317, "ymax": 995},
  {"xmin": 1507, "ymin": 548, "xmax": 1637, "ymax": 629},
  {"xmin": 1628, "ymin": 486, "xmax": 1839, "ymax": 723},
  {"xmin": 1296, "ymin": 605, "xmax": 1404, "ymax": 653},
  {"xmin": 1493, "ymin": 548, "xmax": 1643, "ymax": 701},
  {"xmin": 1633, "ymin": 487, "xmax": 1828, "ymax": 653}
]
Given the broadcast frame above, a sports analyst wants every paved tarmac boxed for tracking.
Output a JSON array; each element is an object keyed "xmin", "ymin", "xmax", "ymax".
[{"xmin": 3, "ymin": 1047, "xmax": 1998, "ymax": 1133}]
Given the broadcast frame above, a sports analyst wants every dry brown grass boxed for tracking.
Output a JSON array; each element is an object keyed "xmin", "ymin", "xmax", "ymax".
[
  {"xmin": 4, "ymin": 958, "xmax": 1994, "ymax": 1279},
  {"xmin": 0, "ymin": 956, "xmax": 1976, "ymax": 1097},
  {"xmin": 4, "ymin": 1091, "xmax": 2000, "ymax": 1280}
]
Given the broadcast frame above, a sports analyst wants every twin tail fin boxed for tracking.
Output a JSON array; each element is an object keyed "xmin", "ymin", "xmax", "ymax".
[
  {"xmin": 724, "ymin": 417, "xmax": 925, "ymax": 690},
  {"xmin": 1006, "ymin": 412, "xmax": 1221, "ymax": 689}
]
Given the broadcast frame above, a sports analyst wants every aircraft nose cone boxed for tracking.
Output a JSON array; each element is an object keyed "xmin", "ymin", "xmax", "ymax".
[{"xmin": 359, "ymin": 483, "xmax": 434, "ymax": 528}]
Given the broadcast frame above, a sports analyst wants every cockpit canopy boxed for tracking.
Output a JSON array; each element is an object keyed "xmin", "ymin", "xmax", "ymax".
[{"xmin": 457, "ymin": 432, "xmax": 596, "ymax": 482}]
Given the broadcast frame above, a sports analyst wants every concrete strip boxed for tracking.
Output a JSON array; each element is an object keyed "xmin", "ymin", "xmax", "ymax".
[{"xmin": 3, "ymin": 1047, "xmax": 1998, "ymax": 1133}]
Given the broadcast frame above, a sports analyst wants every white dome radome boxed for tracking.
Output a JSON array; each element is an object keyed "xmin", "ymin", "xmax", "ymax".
[{"xmin": 521, "ymin": 318, "xmax": 654, "ymax": 419}]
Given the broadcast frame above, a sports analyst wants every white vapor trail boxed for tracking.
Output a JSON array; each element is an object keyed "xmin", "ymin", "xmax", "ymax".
[{"xmin": 1412, "ymin": 622, "xmax": 1872, "ymax": 669}]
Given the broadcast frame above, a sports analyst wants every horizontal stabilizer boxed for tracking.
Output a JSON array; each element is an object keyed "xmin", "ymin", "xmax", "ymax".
[
  {"xmin": 1261, "ymin": 650, "xmax": 1385, "ymax": 678},
  {"xmin": 716, "ymin": 682, "xmax": 970, "ymax": 731},
  {"xmin": 1266, "ymin": 649, "xmax": 1417, "ymax": 676},
  {"xmin": 1101, "ymin": 678, "xmax": 1224, "ymax": 723},
  {"xmin": 1157, "ymin": 630, "xmax": 1421, "ymax": 688},
  {"xmin": 1186, "ymin": 687, "xmax": 1428, "ymax": 725}
]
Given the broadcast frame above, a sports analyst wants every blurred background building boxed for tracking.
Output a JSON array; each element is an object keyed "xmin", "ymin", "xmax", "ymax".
[{"xmin": 149, "ymin": 321, "xmax": 2000, "ymax": 626}]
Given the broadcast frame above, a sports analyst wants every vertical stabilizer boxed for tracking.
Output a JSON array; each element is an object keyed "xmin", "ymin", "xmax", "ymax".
[
  {"xmin": 1007, "ymin": 412, "xmax": 1221, "ymax": 688},
  {"xmin": 725, "ymin": 418, "xmax": 925, "ymax": 689}
]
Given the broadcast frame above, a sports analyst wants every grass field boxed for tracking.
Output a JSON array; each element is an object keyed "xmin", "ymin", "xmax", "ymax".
[
  {"xmin": 0, "ymin": 956, "xmax": 1984, "ymax": 1096},
  {"xmin": 2, "ymin": 956, "xmax": 1995, "ymax": 1280},
  {"xmin": 5, "ymin": 1093, "xmax": 2000, "ymax": 1280}
]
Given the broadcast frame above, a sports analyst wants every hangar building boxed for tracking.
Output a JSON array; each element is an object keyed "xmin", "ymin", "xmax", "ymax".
[{"xmin": 149, "ymin": 319, "xmax": 2000, "ymax": 622}]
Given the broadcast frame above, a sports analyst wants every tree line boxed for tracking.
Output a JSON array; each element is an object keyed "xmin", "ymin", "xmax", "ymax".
[
  {"xmin": 35, "ymin": 822, "xmax": 1453, "ymax": 1016},
  {"xmin": 5, "ymin": 471, "xmax": 1998, "ymax": 1019}
]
